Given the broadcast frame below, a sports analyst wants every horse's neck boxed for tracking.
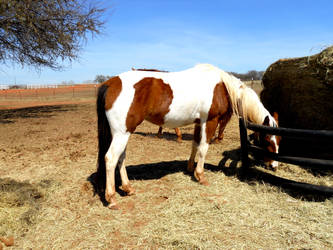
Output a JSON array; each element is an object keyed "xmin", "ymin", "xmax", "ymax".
[
  {"xmin": 240, "ymin": 87, "xmax": 270, "ymax": 125},
  {"xmin": 247, "ymin": 105, "xmax": 269, "ymax": 125}
]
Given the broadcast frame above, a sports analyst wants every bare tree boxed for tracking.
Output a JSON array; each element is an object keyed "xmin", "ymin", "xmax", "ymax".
[
  {"xmin": 0, "ymin": 0, "xmax": 108, "ymax": 70},
  {"xmin": 94, "ymin": 74, "xmax": 111, "ymax": 83}
]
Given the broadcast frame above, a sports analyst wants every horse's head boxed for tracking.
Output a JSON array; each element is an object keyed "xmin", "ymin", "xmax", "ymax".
[{"xmin": 253, "ymin": 112, "xmax": 281, "ymax": 170}]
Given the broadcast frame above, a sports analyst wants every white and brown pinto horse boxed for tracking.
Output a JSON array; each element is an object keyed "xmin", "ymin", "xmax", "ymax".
[{"xmin": 97, "ymin": 64, "xmax": 279, "ymax": 209}]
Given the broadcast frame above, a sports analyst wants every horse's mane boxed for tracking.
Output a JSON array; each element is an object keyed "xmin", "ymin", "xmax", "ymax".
[
  {"xmin": 131, "ymin": 67, "xmax": 169, "ymax": 73},
  {"xmin": 194, "ymin": 64, "xmax": 243, "ymax": 118},
  {"xmin": 194, "ymin": 64, "xmax": 273, "ymax": 125},
  {"xmin": 239, "ymin": 86, "xmax": 277, "ymax": 126}
]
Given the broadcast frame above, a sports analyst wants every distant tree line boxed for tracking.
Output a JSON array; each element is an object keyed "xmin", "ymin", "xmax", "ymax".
[
  {"xmin": 230, "ymin": 70, "xmax": 264, "ymax": 81},
  {"xmin": 93, "ymin": 70, "xmax": 264, "ymax": 84}
]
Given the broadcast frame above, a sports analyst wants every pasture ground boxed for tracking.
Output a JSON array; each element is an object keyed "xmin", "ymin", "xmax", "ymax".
[{"xmin": 0, "ymin": 84, "xmax": 332, "ymax": 249}]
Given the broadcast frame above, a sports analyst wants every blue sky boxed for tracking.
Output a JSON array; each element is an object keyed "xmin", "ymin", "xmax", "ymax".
[{"xmin": 2, "ymin": 0, "xmax": 333, "ymax": 85}]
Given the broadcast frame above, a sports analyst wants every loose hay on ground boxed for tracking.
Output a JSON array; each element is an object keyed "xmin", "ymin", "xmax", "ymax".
[
  {"xmin": 0, "ymin": 178, "xmax": 58, "ymax": 238},
  {"xmin": 0, "ymin": 102, "xmax": 332, "ymax": 248}
]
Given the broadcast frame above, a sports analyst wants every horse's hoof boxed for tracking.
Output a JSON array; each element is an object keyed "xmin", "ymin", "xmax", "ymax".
[
  {"xmin": 199, "ymin": 179, "xmax": 210, "ymax": 186},
  {"xmin": 108, "ymin": 203, "xmax": 120, "ymax": 210},
  {"xmin": 265, "ymin": 164, "xmax": 278, "ymax": 172},
  {"xmin": 210, "ymin": 137, "xmax": 223, "ymax": 144},
  {"xmin": 271, "ymin": 166, "xmax": 278, "ymax": 172},
  {"xmin": 210, "ymin": 138, "xmax": 217, "ymax": 144},
  {"xmin": 194, "ymin": 172, "xmax": 209, "ymax": 186},
  {"xmin": 121, "ymin": 184, "xmax": 136, "ymax": 196},
  {"xmin": 176, "ymin": 138, "xmax": 182, "ymax": 143}
]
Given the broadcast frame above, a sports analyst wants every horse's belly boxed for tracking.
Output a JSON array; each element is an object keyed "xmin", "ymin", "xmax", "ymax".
[
  {"xmin": 163, "ymin": 117, "xmax": 197, "ymax": 128},
  {"xmin": 163, "ymin": 106, "xmax": 202, "ymax": 128}
]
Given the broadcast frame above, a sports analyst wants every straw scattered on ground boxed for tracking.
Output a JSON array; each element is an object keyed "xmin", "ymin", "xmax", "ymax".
[{"xmin": 0, "ymin": 93, "xmax": 332, "ymax": 249}]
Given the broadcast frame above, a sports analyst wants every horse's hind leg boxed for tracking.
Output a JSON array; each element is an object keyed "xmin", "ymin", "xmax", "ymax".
[
  {"xmin": 157, "ymin": 127, "xmax": 163, "ymax": 138},
  {"xmin": 188, "ymin": 122, "xmax": 210, "ymax": 185},
  {"xmin": 194, "ymin": 130, "xmax": 209, "ymax": 186},
  {"xmin": 118, "ymin": 150, "xmax": 135, "ymax": 195},
  {"xmin": 187, "ymin": 123, "xmax": 200, "ymax": 173},
  {"xmin": 175, "ymin": 127, "xmax": 182, "ymax": 142},
  {"xmin": 105, "ymin": 133, "xmax": 130, "ymax": 209}
]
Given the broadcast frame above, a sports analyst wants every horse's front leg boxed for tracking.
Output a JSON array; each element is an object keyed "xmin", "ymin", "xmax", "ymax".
[
  {"xmin": 216, "ymin": 120, "xmax": 226, "ymax": 141},
  {"xmin": 211, "ymin": 114, "xmax": 230, "ymax": 143},
  {"xmin": 193, "ymin": 119, "xmax": 219, "ymax": 185}
]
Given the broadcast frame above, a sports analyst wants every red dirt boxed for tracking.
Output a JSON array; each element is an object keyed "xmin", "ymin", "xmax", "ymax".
[{"xmin": 0, "ymin": 84, "xmax": 96, "ymax": 109}]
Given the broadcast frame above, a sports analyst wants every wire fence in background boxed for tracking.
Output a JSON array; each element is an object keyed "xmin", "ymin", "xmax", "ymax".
[{"xmin": 0, "ymin": 84, "xmax": 98, "ymax": 101}]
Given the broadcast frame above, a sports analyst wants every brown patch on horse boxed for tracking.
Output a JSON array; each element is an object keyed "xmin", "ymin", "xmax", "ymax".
[
  {"xmin": 126, "ymin": 77, "xmax": 173, "ymax": 133},
  {"xmin": 206, "ymin": 118, "xmax": 219, "ymax": 142},
  {"xmin": 206, "ymin": 82, "xmax": 233, "ymax": 143},
  {"xmin": 104, "ymin": 76, "xmax": 122, "ymax": 110},
  {"xmin": 193, "ymin": 123, "xmax": 201, "ymax": 144}
]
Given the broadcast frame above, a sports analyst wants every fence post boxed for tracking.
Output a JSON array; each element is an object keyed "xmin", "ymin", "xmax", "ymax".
[
  {"xmin": 239, "ymin": 117, "xmax": 250, "ymax": 169},
  {"xmin": 238, "ymin": 99, "xmax": 250, "ymax": 169}
]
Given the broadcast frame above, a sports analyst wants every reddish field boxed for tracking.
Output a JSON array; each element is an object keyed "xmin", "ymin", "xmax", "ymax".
[{"xmin": 0, "ymin": 84, "xmax": 97, "ymax": 109}]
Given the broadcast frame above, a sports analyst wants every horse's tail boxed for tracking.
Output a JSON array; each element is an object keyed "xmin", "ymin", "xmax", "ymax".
[{"xmin": 96, "ymin": 83, "xmax": 112, "ymax": 190}]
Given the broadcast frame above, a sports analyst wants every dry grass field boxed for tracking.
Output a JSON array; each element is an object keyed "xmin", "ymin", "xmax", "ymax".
[
  {"xmin": 0, "ymin": 84, "xmax": 97, "ymax": 110},
  {"xmin": 0, "ymin": 84, "xmax": 332, "ymax": 249}
]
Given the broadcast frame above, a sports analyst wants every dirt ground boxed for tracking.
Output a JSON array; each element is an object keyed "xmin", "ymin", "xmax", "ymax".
[{"xmin": 0, "ymin": 94, "xmax": 332, "ymax": 249}]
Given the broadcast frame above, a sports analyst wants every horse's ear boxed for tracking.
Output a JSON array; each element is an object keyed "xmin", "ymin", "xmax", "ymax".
[
  {"xmin": 263, "ymin": 115, "xmax": 270, "ymax": 126},
  {"xmin": 273, "ymin": 112, "xmax": 279, "ymax": 125}
]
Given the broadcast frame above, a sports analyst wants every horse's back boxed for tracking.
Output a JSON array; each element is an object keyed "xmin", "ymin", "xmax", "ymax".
[{"xmin": 105, "ymin": 65, "xmax": 230, "ymax": 131}]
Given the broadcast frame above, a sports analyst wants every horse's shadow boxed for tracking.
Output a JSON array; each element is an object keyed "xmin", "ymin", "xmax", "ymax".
[
  {"xmin": 216, "ymin": 148, "xmax": 333, "ymax": 201},
  {"xmin": 134, "ymin": 131, "xmax": 193, "ymax": 141},
  {"xmin": 0, "ymin": 105, "xmax": 77, "ymax": 124},
  {"xmin": 88, "ymin": 149, "xmax": 332, "ymax": 206},
  {"xmin": 88, "ymin": 160, "xmax": 210, "ymax": 206}
]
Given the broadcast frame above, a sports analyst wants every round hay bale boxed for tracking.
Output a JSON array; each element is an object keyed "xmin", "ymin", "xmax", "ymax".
[
  {"xmin": 261, "ymin": 46, "xmax": 333, "ymax": 130},
  {"xmin": 260, "ymin": 46, "xmax": 333, "ymax": 157}
]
